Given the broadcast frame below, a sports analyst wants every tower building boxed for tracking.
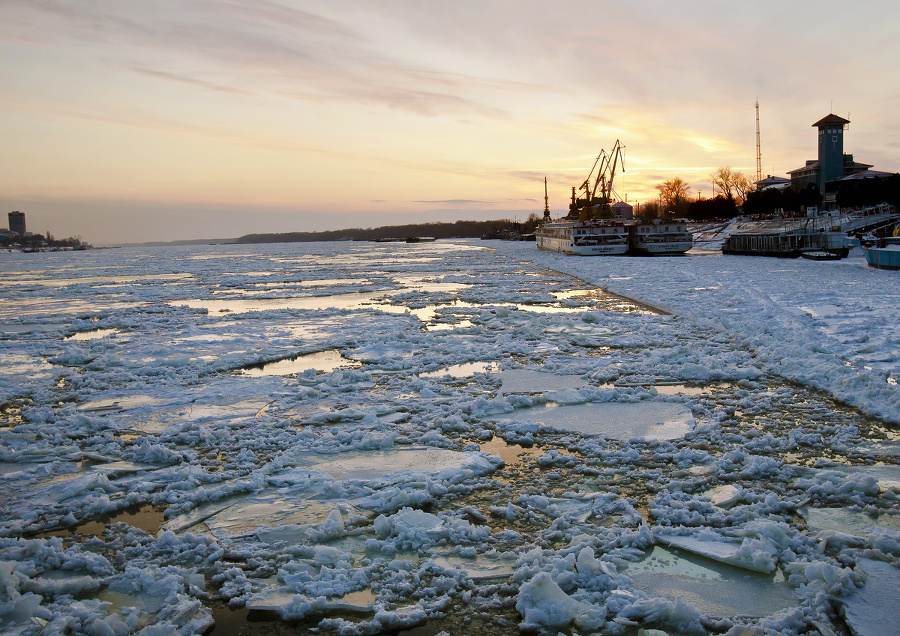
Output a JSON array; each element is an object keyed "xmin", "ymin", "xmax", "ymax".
[
  {"xmin": 787, "ymin": 113, "xmax": 872, "ymax": 192},
  {"xmin": 8, "ymin": 211, "xmax": 25, "ymax": 236},
  {"xmin": 815, "ymin": 113, "xmax": 849, "ymax": 189}
]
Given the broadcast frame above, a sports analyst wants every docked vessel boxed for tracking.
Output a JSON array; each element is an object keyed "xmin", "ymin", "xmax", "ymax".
[
  {"xmin": 860, "ymin": 236, "xmax": 900, "ymax": 270},
  {"xmin": 722, "ymin": 228, "xmax": 849, "ymax": 258},
  {"xmin": 628, "ymin": 219, "xmax": 693, "ymax": 255},
  {"xmin": 536, "ymin": 220, "xmax": 630, "ymax": 255},
  {"xmin": 722, "ymin": 211, "xmax": 852, "ymax": 258},
  {"xmin": 535, "ymin": 141, "xmax": 632, "ymax": 256}
]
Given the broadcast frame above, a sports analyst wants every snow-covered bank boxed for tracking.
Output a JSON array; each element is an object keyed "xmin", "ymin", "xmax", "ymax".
[{"xmin": 497, "ymin": 242, "xmax": 900, "ymax": 424}]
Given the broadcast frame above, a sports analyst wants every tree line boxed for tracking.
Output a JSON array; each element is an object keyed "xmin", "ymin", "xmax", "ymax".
[
  {"xmin": 648, "ymin": 168, "xmax": 899, "ymax": 221},
  {"xmin": 1, "ymin": 231, "xmax": 89, "ymax": 250},
  {"xmin": 234, "ymin": 218, "xmax": 543, "ymax": 244},
  {"xmin": 234, "ymin": 171, "xmax": 900, "ymax": 245}
]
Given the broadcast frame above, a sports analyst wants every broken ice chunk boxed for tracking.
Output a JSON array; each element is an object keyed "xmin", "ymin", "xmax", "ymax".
[
  {"xmin": 516, "ymin": 571, "xmax": 605, "ymax": 630},
  {"xmin": 705, "ymin": 484, "xmax": 743, "ymax": 509}
]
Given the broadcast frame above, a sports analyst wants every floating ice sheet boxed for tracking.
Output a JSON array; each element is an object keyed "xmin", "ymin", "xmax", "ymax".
[
  {"xmin": 704, "ymin": 484, "xmax": 743, "ymax": 509},
  {"xmin": 64, "ymin": 328, "xmax": 119, "ymax": 341},
  {"xmin": 654, "ymin": 532, "xmax": 776, "ymax": 573},
  {"xmin": 166, "ymin": 494, "xmax": 354, "ymax": 541},
  {"xmin": 247, "ymin": 589, "xmax": 376, "ymax": 614},
  {"xmin": 291, "ymin": 447, "xmax": 481, "ymax": 481},
  {"xmin": 77, "ymin": 395, "xmax": 163, "ymax": 412},
  {"xmin": 802, "ymin": 507, "xmax": 900, "ymax": 536},
  {"xmin": 170, "ymin": 291, "xmax": 402, "ymax": 316},
  {"xmin": 494, "ymin": 401, "xmax": 694, "ymax": 441},
  {"xmin": 829, "ymin": 464, "xmax": 900, "ymax": 492},
  {"xmin": 497, "ymin": 369, "xmax": 586, "ymax": 394},
  {"xmin": 625, "ymin": 546, "xmax": 796, "ymax": 619},
  {"xmin": 839, "ymin": 558, "xmax": 900, "ymax": 636},
  {"xmin": 432, "ymin": 553, "xmax": 516, "ymax": 581}
]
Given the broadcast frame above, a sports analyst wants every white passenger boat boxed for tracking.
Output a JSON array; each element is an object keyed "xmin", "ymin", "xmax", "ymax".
[
  {"xmin": 535, "ymin": 220, "xmax": 630, "ymax": 255},
  {"xmin": 629, "ymin": 219, "xmax": 693, "ymax": 255}
]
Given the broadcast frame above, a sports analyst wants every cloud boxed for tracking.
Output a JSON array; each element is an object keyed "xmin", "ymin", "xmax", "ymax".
[
  {"xmin": 10, "ymin": 0, "xmax": 527, "ymax": 119},
  {"xmin": 413, "ymin": 199, "xmax": 495, "ymax": 205}
]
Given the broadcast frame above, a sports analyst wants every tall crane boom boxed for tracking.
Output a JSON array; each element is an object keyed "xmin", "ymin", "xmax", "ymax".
[
  {"xmin": 756, "ymin": 100, "xmax": 762, "ymax": 183},
  {"xmin": 593, "ymin": 139, "xmax": 625, "ymax": 203},
  {"xmin": 580, "ymin": 150, "xmax": 607, "ymax": 201},
  {"xmin": 569, "ymin": 140, "xmax": 626, "ymax": 219}
]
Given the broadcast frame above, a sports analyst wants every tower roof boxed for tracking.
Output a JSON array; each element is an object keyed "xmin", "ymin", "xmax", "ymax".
[{"xmin": 812, "ymin": 113, "xmax": 850, "ymax": 127}]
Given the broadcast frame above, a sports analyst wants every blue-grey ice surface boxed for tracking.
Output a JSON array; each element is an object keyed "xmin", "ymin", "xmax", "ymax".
[
  {"xmin": 492, "ymin": 401, "xmax": 695, "ymax": 441},
  {"xmin": 1, "ymin": 239, "xmax": 899, "ymax": 636}
]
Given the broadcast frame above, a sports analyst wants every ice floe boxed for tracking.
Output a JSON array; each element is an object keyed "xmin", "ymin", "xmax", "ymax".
[
  {"xmin": 493, "ymin": 400, "xmax": 695, "ymax": 441},
  {"xmin": 2, "ymin": 239, "xmax": 899, "ymax": 635}
]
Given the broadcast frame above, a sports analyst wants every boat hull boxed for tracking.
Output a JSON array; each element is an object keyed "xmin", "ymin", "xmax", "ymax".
[
  {"xmin": 536, "ymin": 238, "xmax": 628, "ymax": 255},
  {"xmin": 629, "ymin": 240, "xmax": 693, "ymax": 256},
  {"xmin": 862, "ymin": 246, "xmax": 900, "ymax": 270}
]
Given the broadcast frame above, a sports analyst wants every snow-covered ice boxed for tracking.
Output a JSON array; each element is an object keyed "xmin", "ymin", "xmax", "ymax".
[{"xmin": 1, "ymin": 239, "xmax": 899, "ymax": 635}]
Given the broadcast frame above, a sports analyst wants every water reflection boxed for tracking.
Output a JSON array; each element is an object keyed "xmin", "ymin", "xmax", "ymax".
[
  {"xmin": 480, "ymin": 437, "xmax": 545, "ymax": 470},
  {"xmin": 64, "ymin": 328, "xmax": 119, "ymax": 341},
  {"xmin": 36, "ymin": 504, "xmax": 165, "ymax": 539},
  {"xmin": 171, "ymin": 291, "xmax": 401, "ymax": 316},
  {"xmin": 421, "ymin": 361, "xmax": 500, "ymax": 378},
  {"xmin": 240, "ymin": 350, "xmax": 362, "ymax": 376}
]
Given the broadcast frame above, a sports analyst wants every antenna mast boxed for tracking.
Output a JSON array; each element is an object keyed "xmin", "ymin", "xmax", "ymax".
[{"xmin": 755, "ymin": 99, "xmax": 762, "ymax": 183}]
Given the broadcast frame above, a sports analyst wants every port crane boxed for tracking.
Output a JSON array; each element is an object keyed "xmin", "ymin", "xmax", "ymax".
[{"xmin": 570, "ymin": 140, "xmax": 625, "ymax": 219}]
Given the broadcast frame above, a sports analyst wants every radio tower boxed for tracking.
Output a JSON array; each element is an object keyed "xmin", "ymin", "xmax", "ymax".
[{"xmin": 755, "ymin": 100, "xmax": 762, "ymax": 183}]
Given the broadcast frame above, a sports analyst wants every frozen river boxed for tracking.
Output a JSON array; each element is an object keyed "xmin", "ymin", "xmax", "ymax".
[{"xmin": 1, "ymin": 240, "xmax": 898, "ymax": 636}]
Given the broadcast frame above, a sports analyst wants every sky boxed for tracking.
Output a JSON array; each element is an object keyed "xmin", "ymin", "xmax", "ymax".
[{"xmin": 2, "ymin": 1, "xmax": 899, "ymax": 245}]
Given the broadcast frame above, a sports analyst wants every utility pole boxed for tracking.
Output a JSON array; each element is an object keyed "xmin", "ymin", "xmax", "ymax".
[{"xmin": 755, "ymin": 100, "xmax": 762, "ymax": 183}]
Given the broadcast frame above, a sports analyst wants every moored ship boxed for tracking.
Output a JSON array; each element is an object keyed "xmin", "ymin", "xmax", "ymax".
[
  {"xmin": 722, "ymin": 228, "xmax": 849, "ymax": 258},
  {"xmin": 628, "ymin": 219, "xmax": 694, "ymax": 255},
  {"xmin": 536, "ymin": 219, "xmax": 630, "ymax": 255},
  {"xmin": 859, "ymin": 235, "xmax": 900, "ymax": 270},
  {"xmin": 535, "ymin": 140, "xmax": 633, "ymax": 256}
]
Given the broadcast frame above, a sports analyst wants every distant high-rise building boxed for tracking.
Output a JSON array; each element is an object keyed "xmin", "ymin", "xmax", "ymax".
[{"xmin": 8, "ymin": 211, "xmax": 25, "ymax": 236}]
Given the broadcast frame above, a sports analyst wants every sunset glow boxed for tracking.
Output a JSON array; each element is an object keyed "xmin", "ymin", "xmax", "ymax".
[{"xmin": 2, "ymin": 1, "xmax": 898, "ymax": 243}]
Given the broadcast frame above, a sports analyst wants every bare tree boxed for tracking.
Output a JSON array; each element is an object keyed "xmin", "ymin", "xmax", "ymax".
[
  {"xmin": 711, "ymin": 167, "xmax": 754, "ymax": 202},
  {"xmin": 733, "ymin": 173, "xmax": 754, "ymax": 203},
  {"xmin": 656, "ymin": 178, "xmax": 691, "ymax": 215}
]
